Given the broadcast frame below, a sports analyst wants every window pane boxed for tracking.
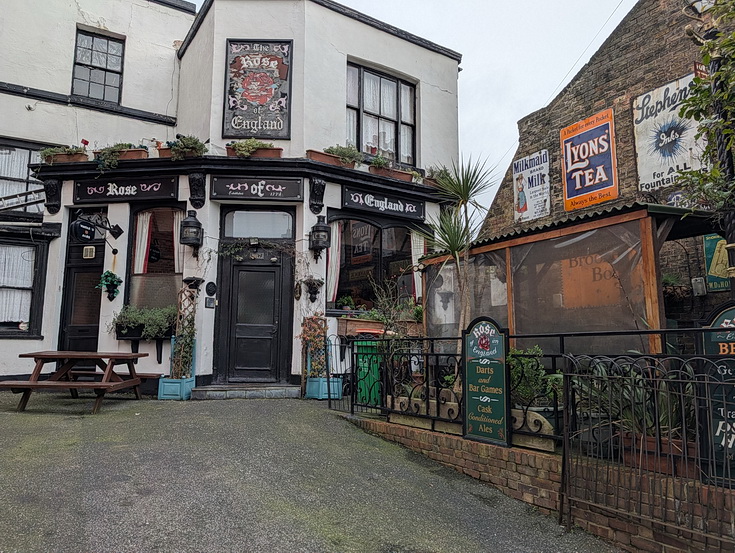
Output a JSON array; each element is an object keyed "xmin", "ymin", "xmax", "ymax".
[
  {"xmin": 362, "ymin": 115, "xmax": 379, "ymax": 156},
  {"xmin": 108, "ymin": 41, "xmax": 123, "ymax": 56},
  {"xmin": 0, "ymin": 245, "xmax": 35, "ymax": 287},
  {"xmin": 382, "ymin": 227, "xmax": 413, "ymax": 297},
  {"xmin": 347, "ymin": 65, "xmax": 359, "ymax": 107},
  {"xmin": 129, "ymin": 274, "xmax": 180, "ymax": 309},
  {"xmin": 0, "ymin": 289, "xmax": 32, "ymax": 323},
  {"xmin": 346, "ymin": 108, "xmax": 358, "ymax": 147},
  {"xmin": 400, "ymin": 125, "xmax": 414, "ymax": 165},
  {"xmin": 104, "ymin": 86, "xmax": 119, "ymax": 103},
  {"xmin": 77, "ymin": 33, "xmax": 93, "ymax": 49},
  {"xmin": 336, "ymin": 221, "xmax": 380, "ymax": 308},
  {"xmin": 73, "ymin": 79, "xmax": 89, "ymax": 96},
  {"xmin": 380, "ymin": 78, "xmax": 397, "ymax": 119},
  {"xmin": 76, "ymin": 47, "xmax": 91, "ymax": 64},
  {"xmin": 74, "ymin": 65, "xmax": 90, "ymax": 80},
  {"xmin": 401, "ymin": 83, "xmax": 414, "ymax": 124},
  {"xmin": 89, "ymin": 83, "xmax": 105, "ymax": 99},
  {"xmin": 224, "ymin": 211, "xmax": 293, "ymax": 238},
  {"xmin": 105, "ymin": 72, "xmax": 119, "ymax": 87},
  {"xmin": 0, "ymin": 148, "xmax": 30, "ymax": 179},
  {"xmin": 91, "ymin": 51, "xmax": 107, "ymax": 69},
  {"xmin": 107, "ymin": 55, "xmax": 121, "ymax": 71},
  {"xmin": 237, "ymin": 271, "xmax": 275, "ymax": 325},
  {"xmin": 379, "ymin": 119, "xmax": 396, "ymax": 159},
  {"xmin": 90, "ymin": 69, "xmax": 105, "ymax": 84},
  {"xmin": 93, "ymin": 37, "xmax": 108, "ymax": 52},
  {"xmin": 364, "ymin": 72, "xmax": 380, "ymax": 113}
]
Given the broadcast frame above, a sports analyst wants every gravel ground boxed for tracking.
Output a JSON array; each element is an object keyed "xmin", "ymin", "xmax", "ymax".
[{"xmin": 0, "ymin": 391, "xmax": 621, "ymax": 553}]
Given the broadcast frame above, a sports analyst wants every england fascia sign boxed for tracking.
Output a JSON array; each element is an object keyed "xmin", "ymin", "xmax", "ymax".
[
  {"xmin": 560, "ymin": 109, "xmax": 618, "ymax": 212},
  {"xmin": 342, "ymin": 187, "xmax": 425, "ymax": 220},
  {"xmin": 512, "ymin": 149, "xmax": 550, "ymax": 223},
  {"xmin": 633, "ymin": 74, "xmax": 705, "ymax": 195}
]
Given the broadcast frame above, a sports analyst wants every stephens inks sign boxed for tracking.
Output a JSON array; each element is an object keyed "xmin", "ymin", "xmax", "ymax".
[
  {"xmin": 512, "ymin": 149, "xmax": 550, "ymax": 223},
  {"xmin": 560, "ymin": 109, "xmax": 618, "ymax": 212},
  {"xmin": 223, "ymin": 39, "xmax": 292, "ymax": 139},
  {"xmin": 633, "ymin": 74, "xmax": 705, "ymax": 195}
]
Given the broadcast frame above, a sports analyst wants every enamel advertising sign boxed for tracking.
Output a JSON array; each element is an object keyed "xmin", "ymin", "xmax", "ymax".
[
  {"xmin": 512, "ymin": 149, "xmax": 550, "ymax": 223},
  {"xmin": 560, "ymin": 109, "xmax": 618, "ymax": 212},
  {"xmin": 633, "ymin": 74, "xmax": 704, "ymax": 195}
]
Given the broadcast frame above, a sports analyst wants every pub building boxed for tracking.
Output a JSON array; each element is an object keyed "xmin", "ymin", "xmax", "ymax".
[{"xmin": 0, "ymin": 0, "xmax": 459, "ymax": 388}]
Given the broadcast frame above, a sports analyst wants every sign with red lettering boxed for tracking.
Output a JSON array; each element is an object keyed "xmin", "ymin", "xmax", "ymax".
[{"xmin": 560, "ymin": 109, "xmax": 618, "ymax": 212}]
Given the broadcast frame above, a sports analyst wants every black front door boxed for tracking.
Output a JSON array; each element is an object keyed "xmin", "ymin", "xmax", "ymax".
[{"xmin": 59, "ymin": 242, "xmax": 104, "ymax": 353}]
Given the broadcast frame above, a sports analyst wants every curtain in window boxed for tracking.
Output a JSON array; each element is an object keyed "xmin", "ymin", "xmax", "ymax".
[
  {"xmin": 326, "ymin": 221, "xmax": 342, "ymax": 302},
  {"xmin": 410, "ymin": 232, "xmax": 425, "ymax": 299},
  {"xmin": 172, "ymin": 209, "xmax": 185, "ymax": 273},
  {"xmin": 133, "ymin": 211, "xmax": 152, "ymax": 274},
  {"xmin": 0, "ymin": 245, "xmax": 35, "ymax": 322}
]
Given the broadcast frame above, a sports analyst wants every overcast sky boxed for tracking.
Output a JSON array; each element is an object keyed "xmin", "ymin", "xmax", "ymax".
[{"xmin": 193, "ymin": 0, "xmax": 641, "ymax": 206}]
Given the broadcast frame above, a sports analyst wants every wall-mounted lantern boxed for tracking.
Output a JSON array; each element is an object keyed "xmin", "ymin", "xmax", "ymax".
[
  {"xmin": 180, "ymin": 210, "xmax": 203, "ymax": 257},
  {"xmin": 309, "ymin": 215, "xmax": 330, "ymax": 260}
]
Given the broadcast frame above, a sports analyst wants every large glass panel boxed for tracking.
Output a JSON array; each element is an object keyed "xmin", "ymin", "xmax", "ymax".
[
  {"xmin": 224, "ymin": 211, "xmax": 293, "ymax": 238},
  {"xmin": 346, "ymin": 65, "xmax": 359, "ymax": 107},
  {"xmin": 0, "ymin": 244, "xmax": 35, "ymax": 325},
  {"xmin": 335, "ymin": 221, "xmax": 379, "ymax": 309},
  {"xmin": 363, "ymin": 72, "xmax": 380, "ymax": 114},
  {"xmin": 380, "ymin": 78, "xmax": 397, "ymax": 119},
  {"xmin": 237, "ymin": 271, "xmax": 275, "ymax": 325},
  {"xmin": 382, "ymin": 227, "xmax": 413, "ymax": 296}
]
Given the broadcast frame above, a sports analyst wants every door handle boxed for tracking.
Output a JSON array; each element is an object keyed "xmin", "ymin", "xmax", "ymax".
[{"xmin": 271, "ymin": 320, "xmax": 279, "ymax": 335}]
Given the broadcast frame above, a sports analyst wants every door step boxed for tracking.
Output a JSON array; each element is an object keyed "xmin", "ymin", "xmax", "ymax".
[{"xmin": 191, "ymin": 384, "xmax": 301, "ymax": 400}]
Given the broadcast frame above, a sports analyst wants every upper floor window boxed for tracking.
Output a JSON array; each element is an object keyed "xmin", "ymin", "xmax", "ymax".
[
  {"xmin": 73, "ymin": 30, "xmax": 124, "ymax": 103},
  {"xmin": 0, "ymin": 142, "xmax": 43, "ymax": 214},
  {"xmin": 347, "ymin": 64, "xmax": 415, "ymax": 166}
]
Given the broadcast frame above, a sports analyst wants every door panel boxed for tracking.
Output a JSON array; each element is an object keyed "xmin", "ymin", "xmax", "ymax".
[{"xmin": 229, "ymin": 265, "xmax": 280, "ymax": 382}]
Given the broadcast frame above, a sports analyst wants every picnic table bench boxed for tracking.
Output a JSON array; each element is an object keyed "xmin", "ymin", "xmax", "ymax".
[{"xmin": 0, "ymin": 351, "xmax": 149, "ymax": 414}]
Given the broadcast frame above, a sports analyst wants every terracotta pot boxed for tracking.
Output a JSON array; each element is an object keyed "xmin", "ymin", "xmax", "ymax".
[
  {"xmin": 306, "ymin": 149, "xmax": 355, "ymax": 169},
  {"xmin": 369, "ymin": 166, "xmax": 412, "ymax": 182},
  {"xmin": 621, "ymin": 433, "xmax": 699, "ymax": 478},
  {"xmin": 157, "ymin": 147, "xmax": 172, "ymax": 158},
  {"xmin": 44, "ymin": 153, "xmax": 89, "ymax": 163},
  {"xmin": 117, "ymin": 148, "xmax": 148, "ymax": 160}
]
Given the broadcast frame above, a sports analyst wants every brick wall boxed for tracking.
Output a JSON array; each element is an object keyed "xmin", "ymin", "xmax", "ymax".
[
  {"xmin": 482, "ymin": 0, "xmax": 701, "ymax": 239},
  {"xmin": 348, "ymin": 416, "xmax": 733, "ymax": 553}
]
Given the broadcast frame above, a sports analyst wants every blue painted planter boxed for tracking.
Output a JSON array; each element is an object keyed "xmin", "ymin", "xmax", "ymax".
[
  {"xmin": 304, "ymin": 377, "xmax": 343, "ymax": 400},
  {"xmin": 157, "ymin": 337, "xmax": 196, "ymax": 400}
]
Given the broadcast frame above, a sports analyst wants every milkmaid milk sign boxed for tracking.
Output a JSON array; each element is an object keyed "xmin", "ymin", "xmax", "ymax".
[
  {"xmin": 560, "ymin": 109, "xmax": 618, "ymax": 212},
  {"xmin": 512, "ymin": 149, "xmax": 550, "ymax": 223}
]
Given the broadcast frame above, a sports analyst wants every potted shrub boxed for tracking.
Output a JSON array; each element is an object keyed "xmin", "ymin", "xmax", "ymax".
[
  {"xmin": 306, "ymin": 144, "xmax": 363, "ymax": 168},
  {"xmin": 336, "ymin": 295, "xmax": 356, "ymax": 310},
  {"xmin": 108, "ymin": 304, "xmax": 177, "ymax": 341},
  {"xmin": 96, "ymin": 270, "xmax": 123, "ymax": 301},
  {"xmin": 368, "ymin": 155, "xmax": 413, "ymax": 181},
  {"xmin": 301, "ymin": 314, "xmax": 342, "ymax": 399},
  {"xmin": 40, "ymin": 145, "xmax": 88, "ymax": 164},
  {"xmin": 160, "ymin": 303, "xmax": 196, "ymax": 400},
  {"xmin": 226, "ymin": 138, "xmax": 282, "ymax": 158},
  {"xmin": 94, "ymin": 143, "xmax": 148, "ymax": 172},
  {"xmin": 158, "ymin": 135, "xmax": 207, "ymax": 160}
]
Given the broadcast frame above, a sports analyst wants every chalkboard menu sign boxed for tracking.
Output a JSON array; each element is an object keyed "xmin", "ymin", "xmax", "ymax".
[
  {"xmin": 463, "ymin": 317, "xmax": 509, "ymax": 446},
  {"xmin": 703, "ymin": 304, "xmax": 735, "ymax": 482}
]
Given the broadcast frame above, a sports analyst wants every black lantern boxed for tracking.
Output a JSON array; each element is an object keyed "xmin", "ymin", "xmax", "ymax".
[
  {"xmin": 309, "ymin": 215, "xmax": 331, "ymax": 260},
  {"xmin": 180, "ymin": 210, "xmax": 203, "ymax": 257}
]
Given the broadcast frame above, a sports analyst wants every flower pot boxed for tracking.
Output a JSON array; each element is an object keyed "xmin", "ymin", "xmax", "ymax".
[
  {"xmin": 117, "ymin": 148, "xmax": 148, "ymax": 160},
  {"xmin": 306, "ymin": 149, "xmax": 355, "ymax": 169},
  {"xmin": 621, "ymin": 433, "xmax": 699, "ymax": 478},
  {"xmin": 157, "ymin": 147, "xmax": 172, "ymax": 158},
  {"xmin": 304, "ymin": 376, "xmax": 343, "ymax": 400},
  {"xmin": 44, "ymin": 153, "xmax": 89, "ymax": 163},
  {"xmin": 337, "ymin": 318, "xmax": 385, "ymax": 337},
  {"xmin": 158, "ymin": 376, "xmax": 195, "ymax": 400},
  {"xmin": 369, "ymin": 166, "xmax": 413, "ymax": 182}
]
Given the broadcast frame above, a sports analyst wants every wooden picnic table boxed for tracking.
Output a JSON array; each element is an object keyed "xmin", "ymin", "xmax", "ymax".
[{"xmin": 0, "ymin": 351, "xmax": 149, "ymax": 414}]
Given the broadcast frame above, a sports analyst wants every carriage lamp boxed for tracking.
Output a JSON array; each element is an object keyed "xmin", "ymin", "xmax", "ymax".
[
  {"xmin": 180, "ymin": 210, "xmax": 203, "ymax": 257},
  {"xmin": 309, "ymin": 215, "xmax": 331, "ymax": 260}
]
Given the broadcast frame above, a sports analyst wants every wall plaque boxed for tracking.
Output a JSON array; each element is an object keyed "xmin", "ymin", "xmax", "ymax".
[
  {"xmin": 211, "ymin": 177, "xmax": 302, "ymax": 201},
  {"xmin": 463, "ymin": 317, "xmax": 509, "ymax": 446},
  {"xmin": 74, "ymin": 178, "xmax": 178, "ymax": 203},
  {"xmin": 223, "ymin": 39, "xmax": 292, "ymax": 139},
  {"xmin": 342, "ymin": 187, "xmax": 425, "ymax": 220}
]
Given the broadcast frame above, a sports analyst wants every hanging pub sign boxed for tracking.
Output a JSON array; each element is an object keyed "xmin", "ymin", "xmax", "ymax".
[
  {"xmin": 74, "ymin": 177, "xmax": 178, "ymax": 203},
  {"xmin": 704, "ymin": 233, "xmax": 730, "ymax": 292},
  {"xmin": 560, "ymin": 108, "xmax": 618, "ymax": 212},
  {"xmin": 633, "ymin": 74, "xmax": 705, "ymax": 195},
  {"xmin": 463, "ymin": 317, "xmax": 509, "ymax": 446},
  {"xmin": 342, "ymin": 187, "xmax": 425, "ymax": 220},
  {"xmin": 512, "ymin": 149, "xmax": 550, "ymax": 223},
  {"xmin": 211, "ymin": 177, "xmax": 302, "ymax": 200},
  {"xmin": 223, "ymin": 39, "xmax": 292, "ymax": 139},
  {"xmin": 69, "ymin": 219, "xmax": 96, "ymax": 242}
]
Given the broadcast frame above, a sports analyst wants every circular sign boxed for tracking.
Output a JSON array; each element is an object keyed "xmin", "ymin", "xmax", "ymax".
[{"xmin": 69, "ymin": 219, "xmax": 96, "ymax": 242}]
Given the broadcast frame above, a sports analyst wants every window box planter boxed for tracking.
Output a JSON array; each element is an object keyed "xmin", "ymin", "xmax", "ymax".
[
  {"xmin": 369, "ymin": 166, "xmax": 413, "ymax": 182},
  {"xmin": 226, "ymin": 146, "xmax": 283, "ymax": 158},
  {"xmin": 337, "ymin": 318, "xmax": 386, "ymax": 337},
  {"xmin": 306, "ymin": 149, "xmax": 356, "ymax": 169},
  {"xmin": 94, "ymin": 148, "xmax": 149, "ymax": 161},
  {"xmin": 44, "ymin": 153, "xmax": 89, "ymax": 163},
  {"xmin": 157, "ymin": 147, "xmax": 172, "ymax": 158},
  {"xmin": 304, "ymin": 376, "xmax": 343, "ymax": 400}
]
